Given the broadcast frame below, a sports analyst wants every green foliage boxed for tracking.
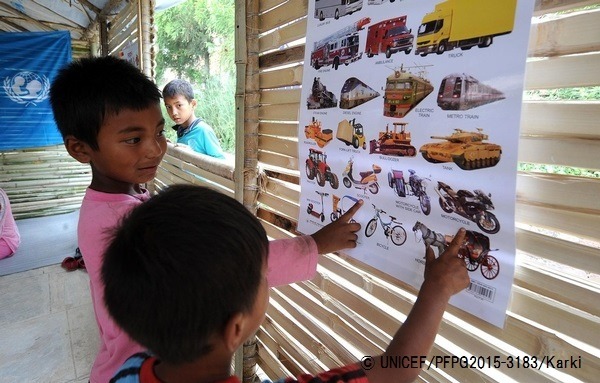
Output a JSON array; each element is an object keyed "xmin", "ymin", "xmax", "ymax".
[
  {"xmin": 518, "ymin": 162, "xmax": 600, "ymax": 178},
  {"xmin": 524, "ymin": 87, "xmax": 600, "ymax": 101},
  {"xmin": 156, "ymin": 0, "xmax": 236, "ymax": 153}
]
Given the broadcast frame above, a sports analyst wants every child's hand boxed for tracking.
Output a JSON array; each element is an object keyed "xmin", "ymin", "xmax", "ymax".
[
  {"xmin": 311, "ymin": 199, "xmax": 363, "ymax": 254},
  {"xmin": 423, "ymin": 228, "xmax": 470, "ymax": 299}
]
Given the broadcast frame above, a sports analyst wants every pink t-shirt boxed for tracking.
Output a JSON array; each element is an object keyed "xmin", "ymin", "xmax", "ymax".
[
  {"xmin": 0, "ymin": 188, "xmax": 20, "ymax": 259},
  {"xmin": 80, "ymin": 188, "xmax": 319, "ymax": 383}
]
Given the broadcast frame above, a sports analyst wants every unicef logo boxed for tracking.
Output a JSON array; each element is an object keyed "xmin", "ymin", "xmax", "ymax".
[{"xmin": 3, "ymin": 71, "xmax": 50, "ymax": 106}]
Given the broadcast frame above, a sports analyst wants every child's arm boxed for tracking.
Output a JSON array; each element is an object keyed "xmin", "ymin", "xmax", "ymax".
[
  {"xmin": 365, "ymin": 228, "xmax": 470, "ymax": 383},
  {"xmin": 267, "ymin": 200, "xmax": 363, "ymax": 287}
]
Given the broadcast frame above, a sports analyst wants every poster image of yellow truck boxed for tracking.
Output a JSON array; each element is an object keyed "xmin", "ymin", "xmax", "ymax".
[{"xmin": 415, "ymin": 0, "xmax": 517, "ymax": 56}]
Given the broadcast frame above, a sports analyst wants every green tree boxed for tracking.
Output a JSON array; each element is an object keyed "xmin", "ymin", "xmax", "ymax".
[{"xmin": 156, "ymin": 0, "xmax": 235, "ymax": 152}]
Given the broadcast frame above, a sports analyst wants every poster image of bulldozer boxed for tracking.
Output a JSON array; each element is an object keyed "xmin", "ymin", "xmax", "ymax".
[
  {"xmin": 369, "ymin": 121, "xmax": 416, "ymax": 157},
  {"xmin": 337, "ymin": 118, "xmax": 367, "ymax": 150},
  {"xmin": 307, "ymin": 77, "xmax": 338, "ymax": 109},
  {"xmin": 304, "ymin": 117, "xmax": 333, "ymax": 148}
]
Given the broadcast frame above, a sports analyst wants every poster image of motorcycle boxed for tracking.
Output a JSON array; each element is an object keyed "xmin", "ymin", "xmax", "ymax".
[{"xmin": 297, "ymin": 0, "xmax": 534, "ymax": 327}]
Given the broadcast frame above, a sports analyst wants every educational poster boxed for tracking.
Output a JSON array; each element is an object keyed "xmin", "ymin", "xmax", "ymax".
[{"xmin": 297, "ymin": 0, "xmax": 535, "ymax": 328}]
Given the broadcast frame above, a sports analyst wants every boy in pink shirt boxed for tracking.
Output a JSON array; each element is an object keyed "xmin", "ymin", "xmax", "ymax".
[
  {"xmin": 49, "ymin": 57, "xmax": 362, "ymax": 382},
  {"xmin": 0, "ymin": 188, "xmax": 20, "ymax": 259}
]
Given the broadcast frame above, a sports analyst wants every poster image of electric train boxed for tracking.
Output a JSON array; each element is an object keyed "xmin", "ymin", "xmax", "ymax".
[
  {"xmin": 419, "ymin": 128, "xmax": 502, "ymax": 170},
  {"xmin": 437, "ymin": 73, "xmax": 505, "ymax": 111},
  {"xmin": 383, "ymin": 64, "xmax": 434, "ymax": 118},
  {"xmin": 415, "ymin": 0, "xmax": 517, "ymax": 56},
  {"xmin": 307, "ymin": 77, "xmax": 338, "ymax": 109},
  {"xmin": 340, "ymin": 77, "xmax": 380, "ymax": 109},
  {"xmin": 314, "ymin": 0, "xmax": 363, "ymax": 21},
  {"xmin": 310, "ymin": 17, "xmax": 370, "ymax": 70}
]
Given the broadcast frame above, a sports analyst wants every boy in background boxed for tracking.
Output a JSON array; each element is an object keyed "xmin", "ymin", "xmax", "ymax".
[
  {"xmin": 104, "ymin": 184, "xmax": 470, "ymax": 383},
  {"xmin": 163, "ymin": 79, "xmax": 226, "ymax": 159},
  {"xmin": 49, "ymin": 56, "xmax": 362, "ymax": 383}
]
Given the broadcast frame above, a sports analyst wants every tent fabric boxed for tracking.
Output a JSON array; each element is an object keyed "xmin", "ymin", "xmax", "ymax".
[{"xmin": 0, "ymin": 31, "xmax": 71, "ymax": 150}]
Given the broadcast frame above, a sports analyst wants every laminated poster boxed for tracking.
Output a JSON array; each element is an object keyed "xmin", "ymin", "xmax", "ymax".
[{"xmin": 297, "ymin": 0, "xmax": 535, "ymax": 328}]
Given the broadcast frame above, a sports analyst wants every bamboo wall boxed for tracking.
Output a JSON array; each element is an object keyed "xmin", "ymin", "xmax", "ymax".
[{"xmin": 241, "ymin": 0, "xmax": 600, "ymax": 382}]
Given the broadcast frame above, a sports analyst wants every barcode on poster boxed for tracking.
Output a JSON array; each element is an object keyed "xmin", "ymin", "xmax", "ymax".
[{"xmin": 467, "ymin": 280, "xmax": 496, "ymax": 302}]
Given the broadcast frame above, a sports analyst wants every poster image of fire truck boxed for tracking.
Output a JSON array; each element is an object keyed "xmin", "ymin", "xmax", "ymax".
[{"xmin": 297, "ymin": 0, "xmax": 535, "ymax": 328}]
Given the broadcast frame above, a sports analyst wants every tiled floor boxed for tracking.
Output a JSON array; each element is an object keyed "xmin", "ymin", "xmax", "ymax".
[{"xmin": 0, "ymin": 264, "xmax": 98, "ymax": 383}]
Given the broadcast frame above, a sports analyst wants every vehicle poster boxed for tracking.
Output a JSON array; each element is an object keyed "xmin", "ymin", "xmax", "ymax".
[{"xmin": 297, "ymin": 0, "xmax": 535, "ymax": 327}]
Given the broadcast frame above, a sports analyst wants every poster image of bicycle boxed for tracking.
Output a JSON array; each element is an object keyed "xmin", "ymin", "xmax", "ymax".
[{"xmin": 297, "ymin": 0, "xmax": 535, "ymax": 328}]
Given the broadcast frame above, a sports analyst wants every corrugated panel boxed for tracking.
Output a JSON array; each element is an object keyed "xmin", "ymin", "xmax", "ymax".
[{"xmin": 252, "ymin": 0, "xmax": 600, "ymax": 382}]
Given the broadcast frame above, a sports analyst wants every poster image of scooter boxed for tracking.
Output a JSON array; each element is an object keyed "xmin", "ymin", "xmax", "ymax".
[
  {"xmin": 305, "ymin": 148, "xmax": 339, "ymax": 189},
  {"xmin": 365, "ymin": 203, "xmax": 407, "ymax": 246},
  {"xmin": 412, "ymin": 221, "xmax": 500, "ymax": 282},
  {"xmin": 419, "ymin": 128, "xmax": 502, "ymax": 171},
  {"xmin": 369, "ymin": 121, "xmax": 417, "ymax": 157},
  {"xmin": 435, "ymin": 180, "xmax": 500, "ymax": 234},
  {"xmin": 387, "ymin": 168, "xmax": 431, "ymax": 215},
  {"xmin": 330, "ymin": 194, "xmax": 360, "ymax": 222},
  {"xmin": 306, "ymin": 190, "xmax": 329, "ymax": 222},
  {"xmin": 341, "ymin": 156, "xmax": 381, "ymax": 195}
]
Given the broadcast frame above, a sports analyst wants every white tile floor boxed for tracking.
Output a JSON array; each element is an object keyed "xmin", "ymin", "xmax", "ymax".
[{"xmin": 0, "ymin": 264, "xmax": 98, "ymax": 383}]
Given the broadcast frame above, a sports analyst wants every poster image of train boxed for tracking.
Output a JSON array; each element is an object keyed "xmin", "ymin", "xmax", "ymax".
[
  {"xmin": 310, "ymin": 18, "xmax": 370, "ymax": 70},
  {"xmin": 369, "ymin": 121, "xmax": 417, "ymax": 157},
  {"xmin": 365, "ymin": 15, "xmax": 414, "ymax": 58},
  {"xmin": 307, "ymin": 77, "xmax": 338, "ymax": 109},
  {"xmin": 383, "ymin": 64, "xmax": 434, "ymax": 118},
  {"xmin": 437, "ymin": 73, "xmax": 505, "ymax": 111},
  {"xmin": 340, "ymin": 77, "xmax": 380, "ymax": 109},
  {"xmin": 415, "ymin": 0, "xmax": 517, "ymax": 56},
  {"xmin": 419, "ymin": 128, "xmax": 502, "ymax": 170},
  {"xmin": 314, "ymin": 0, "xmax": 363, "ymax": 21}
]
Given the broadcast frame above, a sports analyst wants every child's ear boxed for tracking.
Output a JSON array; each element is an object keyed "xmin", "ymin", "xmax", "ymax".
[
  {"xmin": 191, "ymin": 99, "xmax": 197, "ymax": 109},
  {"xmin": 222, "ymin": 312, "xmax": 250, "ymax": 353},
  {"xmin": 64, "ymin": 135, "xmax": 92, "ymax": 164}
]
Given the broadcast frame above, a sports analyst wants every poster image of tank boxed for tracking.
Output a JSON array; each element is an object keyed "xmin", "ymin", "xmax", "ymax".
[
  {"xmin": 369, "ymin": 121, "xmax": 416, "ymax": 157},
  {"xmin": 383, "ymin": 64, "xmax": 434, "ymax": 118},
  {"xmin": 314, "ymin": 0, "xmax": 363, "ymax": 21},
  {"xmin": 435, "ymin": 180, "xmax": 500, "ymax": 234},
  {"xmin": 365, "ymin": 15, "xmax": 414, "ymax": 58},
  {"xmin": 419, "ymin": 128, "xmax": 502, "ymax": 170},
  {"xmin": 412, "ymin": 221, "xmax": 500, "ymax": 280},
  {"xmin": 387, "ymin": 168, "xmax": 431, "ymax": 215},
  {"xmin": 337, "ymin": 118, "xmax": 367, "ymax": 150},
  {"xmin": 307, "ymin": 77, "xmax": 338, "ymax": 109},
  {"xmin": 304, "ymin": 117, "xmax": 333, "ymax": 148},
  {"xmin": 415, "ymin": 0, "xmax": 517, "ymax": 56},
  {"xmin": 310, "ymin": 17, "xmax": 370, "ymax": 70},
  {"xmin": 305, "ymin": 148, "xmax": 339, "ymax": 189},
  {"xmin": 340, "ymin": 77, "xmax": 380, "ymax": 109},
  {"xmin": 437, "ymin": 73, "xmax": 505, "ymax": 111}
]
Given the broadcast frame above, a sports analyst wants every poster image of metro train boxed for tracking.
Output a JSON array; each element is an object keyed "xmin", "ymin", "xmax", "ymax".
[{"xmin": 437, "ymin": 73, "xmax": 505, "ymax": 111}]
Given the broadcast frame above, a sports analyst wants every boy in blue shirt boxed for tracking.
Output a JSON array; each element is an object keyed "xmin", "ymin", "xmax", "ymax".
[{"xmin": 163, "ymin": 79, "xmax": 226, "ymax": 159}]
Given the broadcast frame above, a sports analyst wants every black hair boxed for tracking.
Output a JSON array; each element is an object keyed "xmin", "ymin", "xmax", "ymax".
[
  {"xmin": 101, "ymin": 184, "xmax": 269, "ymax": 364},
  {"xmin": 162, "ymin": 79, "xmax": 195, "ymax": 102},
  {"xmin": 49, "ymin": 56, "xmax": 162, "ymax": 150}
]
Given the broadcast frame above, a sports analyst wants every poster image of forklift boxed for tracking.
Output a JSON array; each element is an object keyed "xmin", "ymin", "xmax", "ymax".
[
  {"xmin": 340, "ymin": 77, "xmax": 380, "ymax": 109},
  {"xmin": 437, "ymin": 73, "xmax": 505, "ymax": 111}
]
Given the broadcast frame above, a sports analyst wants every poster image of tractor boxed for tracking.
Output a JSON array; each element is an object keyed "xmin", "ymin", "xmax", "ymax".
[
  {"xmin": 310, "ymin": 17, "xmax": 370, "ymax": 70},
  {"xmin": 340, "ymin": 77, "xmax": 380, "ymax": 110},
  {"xmin": 365, "ymin": 15, "xmax": 414, "ymax": 58},
  {"xmin": 304, "ymin": 117, "xmax": 333, "ymax": 148},
  {"xmin": 369, "ymin": 121, "xmax": 416, "ymax": 157},
  {"xmin": 337, "ymin": 118, "xmax": 367, "ymax": 150},
  {"xmin": 307, "ymin": 77, "xmax": 338, "ymax": 109},
  {"xmin": 437, "ymin": 73, "xmax": 505, "ymax": 111},
  {"xmin": 305, "ymin": 148, "xmax": 339, "ymax": 189},
  {"xmin": 419, "ymin": 128, "xmax": 502, "ymax": 170},
  {"xmin": 383, "ymin": 64, "xmax": 434, "ymax": 118},
  {"xmin": 415, "ymin": 0, "xmax": 517, "ymax": 57}
]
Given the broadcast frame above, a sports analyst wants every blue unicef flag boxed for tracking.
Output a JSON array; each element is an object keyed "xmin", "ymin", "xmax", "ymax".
[{"xmin": 0, "ymin": 31, "xmax": 71, "ymax": 150}]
